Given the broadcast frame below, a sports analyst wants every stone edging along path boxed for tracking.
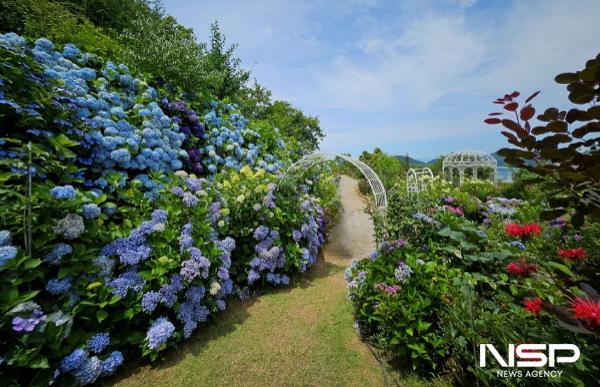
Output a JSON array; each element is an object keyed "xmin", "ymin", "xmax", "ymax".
[{"xmin": 113, "ymin": 176, "xmax": 384, "ymax": 386}]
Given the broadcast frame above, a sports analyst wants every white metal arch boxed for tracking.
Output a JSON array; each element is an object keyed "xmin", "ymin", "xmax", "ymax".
[
  {"xmin": 280, "ymin": 153, "xmax": 388, "ymax": 209},
  {"xmin": 407, "ymin": 167, "xmax": 434, "ymax": 194}
]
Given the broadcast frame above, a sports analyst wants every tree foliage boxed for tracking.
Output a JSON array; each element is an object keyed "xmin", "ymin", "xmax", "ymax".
[{"xmin": 0, "ymin": 0, "xmax": 123, "ymax": 57}]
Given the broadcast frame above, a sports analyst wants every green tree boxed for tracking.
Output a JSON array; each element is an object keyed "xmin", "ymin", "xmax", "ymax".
[
  {"xmin": 119, "ymin": 8, "xmax": 208, "ymax": 98},
  {"xmin": 204, "ymin": 21, "xmax": 250, "ymax": 100},
  {"xmin": 261, "ymin": 101, "xmax": 323, "ymax": 155},
  {"xmin": 57, "ymin": 0, "xmax": 151, "ymax": 32}
]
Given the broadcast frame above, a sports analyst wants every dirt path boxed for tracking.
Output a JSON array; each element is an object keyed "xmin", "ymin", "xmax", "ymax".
[{"xmin": 113, "ymin": 176, "xmax": 384, "ymax": 387}]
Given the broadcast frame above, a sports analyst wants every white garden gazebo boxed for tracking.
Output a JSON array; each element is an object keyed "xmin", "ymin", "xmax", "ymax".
[
  {"xmin": 442, "ymin": 150, "xmax": 497, "ymax": 185},
  {"xmin": 406, "ymin": 167, "xmax": 434, "ymax": 194}
]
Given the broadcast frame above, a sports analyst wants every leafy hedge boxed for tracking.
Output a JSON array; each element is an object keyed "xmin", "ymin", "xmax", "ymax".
[{"xmin": 0, "ymin": 33, "xmax": 339, "ymax": 386}]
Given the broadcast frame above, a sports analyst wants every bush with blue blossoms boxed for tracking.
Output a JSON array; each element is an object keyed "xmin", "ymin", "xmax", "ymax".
[
  {"xmin": 200, "ymin": 101, "xmax": 287, "ymax": 176},
  {"xmin": 0, "ymin": 33, "xmax": 339, "ymax": 386}
]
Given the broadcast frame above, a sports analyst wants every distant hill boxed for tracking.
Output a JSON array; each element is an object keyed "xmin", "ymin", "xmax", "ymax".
[
  {"xmin": 394, "ymin": 155, "xmax": 426, "ymax": 165},
  {"xmin": 394, "ymin": 151, "xmax": 507, "ymax": 167}
]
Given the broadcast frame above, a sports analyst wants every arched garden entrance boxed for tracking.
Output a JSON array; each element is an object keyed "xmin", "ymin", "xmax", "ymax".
[
  {"xmin": 406, "ymin": 167, "xmax": 434, "ymax": 194},
  {"xmin": 281, "ymin": 153, "xmax": 388, "ymax": 209}
]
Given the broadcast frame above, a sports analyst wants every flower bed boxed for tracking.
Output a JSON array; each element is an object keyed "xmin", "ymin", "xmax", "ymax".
[
  {"xmin": 348, "ymin": 179, "xmax": 600, "ymax": 384},
  {"xmin": 0, "ymin": 33, "xmax": 339, "ymax": 385}
]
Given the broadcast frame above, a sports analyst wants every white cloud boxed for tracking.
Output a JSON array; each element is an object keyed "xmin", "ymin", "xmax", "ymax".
[
  {"xmin": 313, "ymin": 0, "xmax": 600, "ymax": 114},
  {"xmin": 315, "ymin": 14, "xmax": 487, "ymax": 110},
  {"xmin": 163, "ymin": 0, "xmax": 600, "ymax": 156}
]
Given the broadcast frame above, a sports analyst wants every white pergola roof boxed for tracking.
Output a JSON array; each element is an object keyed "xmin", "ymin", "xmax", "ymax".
[
  {"xmin": 442, "ymin": 150, "xmax": 497, "ymax": 185},
  {"xmin": 442, "ymin": 150, "xmax": 497, "ymax": 170}
]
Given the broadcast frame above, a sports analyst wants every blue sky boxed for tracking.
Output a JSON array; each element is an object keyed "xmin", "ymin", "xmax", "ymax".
[{"xmin": 163, "ymin": 0, "xmax": 600, "ymax": 160}]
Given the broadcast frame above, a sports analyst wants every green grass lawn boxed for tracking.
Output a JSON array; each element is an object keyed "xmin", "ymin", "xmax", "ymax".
[{"xmin": 110, "ymin": 255, "xmax": 449, "ymax": 387}]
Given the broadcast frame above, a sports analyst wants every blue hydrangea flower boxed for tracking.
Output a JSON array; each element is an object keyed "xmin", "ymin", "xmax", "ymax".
[
  {"xmin": 100, "ymin": 351, "xmax": 123, "ymax": 375},
  {"xmin": 107, "ymin": 270, "xmax": 145, "ymax": 297},
  {"xmin": 43, "ymin": 243, "xmax": 73, "ymax": 265},
  {"xmin": 0, "ymin": 245, "xmax": 17, "ymax": 266},
  {"xmin": 146, "ymin": 317, "xmax": 175, "ymax": 350},
  {"xmin": 185, "ymin": 286, "xmax": 205, "ymax": 303},
  {"xmin": 87, "ymin": 332, "xmax": 110, "ymax": 354},
  {"xmin": 46, "ymin": 277, "xmax": 73, "ymax": 295},
  {"xmin": 61, "ymin": 348, "xmax": 88, "ymax": 372},
  {"xmin": 510, "ymin": 241, "xmax": 526, "ymax": 250},
  {"xmin": 51, "ymin": 185, "xmax": 76, "ymax": 200},
  {"xmin": 0, "ymin": 230, "xmax": 11, "ymax": 246},
  {"xmin": 82, "ymin": 203, "xmax": 101, "ymax": 220},
  {"xmin": 73, "ymin": 356, "xmax": 103, "ymax": 385},
  {"xmin": 110, "ymin": 148, "xmax": 131, "ymax": 163},
  {"xmin": 142, "ymin": 291, "xmax": 160, "ymax": 313}
]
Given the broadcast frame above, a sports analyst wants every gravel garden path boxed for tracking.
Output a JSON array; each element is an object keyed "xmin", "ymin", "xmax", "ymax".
[{"xmin": 113, "ymin": 176, "xmax": 386, "ymax": 386}]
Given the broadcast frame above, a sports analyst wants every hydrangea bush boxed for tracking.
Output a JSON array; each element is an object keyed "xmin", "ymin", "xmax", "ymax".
[{"xmin": 0, "ymin": 33, "xmax": 338, "ymax": 386}]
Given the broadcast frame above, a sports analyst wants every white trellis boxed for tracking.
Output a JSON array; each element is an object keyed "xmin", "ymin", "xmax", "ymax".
[
  {"xmin": 406, "ymin": 167, "xmax": 434, "ymax": 194},
  {"xmin": 280, "ymin": 153, "xmax": 388, "ymax": 209},
  {"xmin": 442, "ymin": 150, "xmax": 497, "ymax": 185}
]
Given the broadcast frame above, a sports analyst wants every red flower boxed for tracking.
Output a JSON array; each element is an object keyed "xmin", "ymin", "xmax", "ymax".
[
  {"xmin": 505, "ymin": 223, "xmax": 522, "ymax": 237},
  {"xmin": 505, "ymin": 223, "xmax": 541, "ymax": 237},
  {"xmin": 506, "ymin": 258, "xmax": 538, "ymax": 276},
  {"xmin": 523, "ymin": 297, "xmax": 543, "ymax": 315},
  {"xmin": 558, "ymin": 248, "xmax": 587, "ymax": 261},
  {"xmin": 570, "ymin": 297, "xmax": 600, "ymax": 326},
  {"xmin": 522, "ymin": 224, "xmax": 541, "ymax": 236}
]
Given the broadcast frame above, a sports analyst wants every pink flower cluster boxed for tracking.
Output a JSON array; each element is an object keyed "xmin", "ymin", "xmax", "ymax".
[
  {"xmin": 375, "ymin": 283, "xmax": 401, "ymax": 294},
  {"xmin": 443, "ymin": 205, "xmax": 464, "ymax": 217}
]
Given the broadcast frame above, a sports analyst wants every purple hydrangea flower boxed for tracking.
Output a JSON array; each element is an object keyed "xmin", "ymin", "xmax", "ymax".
[
  {"xmin": 253, "ymin": 226, "xmax": 269, "ymax": 241},
  {"xmin": 247, "ymin": 270, "xmax": 261, "ymax": 285},
  {"xmin": 12, "ymin": 310, "xmax": 46, "ymax": 332},
  {"xmin": 186, "ymin": 177, "xmax": 201, "ymax": 192},
  {"xmin": 292, "ymin": 230, "xmax": 302, "ymax": 242},
  {"xmin": 171, "ymin": 186, "xmax": 184, "ymax": 196},
  {"xmin": 185, "ymin": 286, "xmax": 205, "ymax": 302}
]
